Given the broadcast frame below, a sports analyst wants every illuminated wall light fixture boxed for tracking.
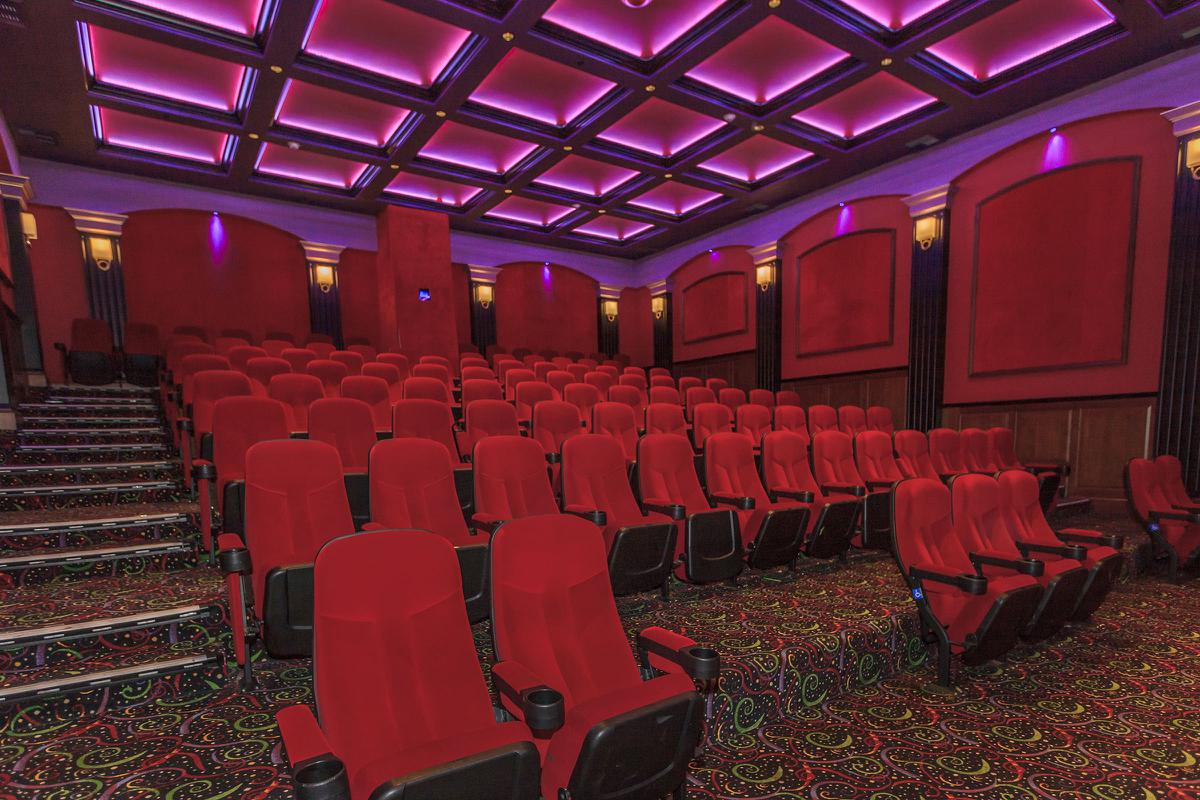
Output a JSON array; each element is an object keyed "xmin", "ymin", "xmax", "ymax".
[
  {"xmin": 1187, "ymin": 137, "xmax": 1200, "ymax": 181},
  {"xmin": 914, "ymin": 215, "xmax": 939, "ymax": 250},
  {"xmin": 19, "ymin": 211, "xmax": 37, "ymax": 246},
  {"xmin": 651, "ymin": 295, "xmax": 665, "ymax": 319},
  {"xmin": 313, "ymin": 264, "xmax": 336, "ymax": 293},
  {"xmin": 87, "ymin": 235, "xmax": 115, "ymax": 271},
  {"xmin": 756, "ymin": 263, "xmax": 774, "ymax": 292},
  {"xmin": 476, "ymin": 283, "xmax": 494, "ymax": 309},
  {"xmin": 603, "ymin": 299, "xmax": 619, "ymax": 321}
]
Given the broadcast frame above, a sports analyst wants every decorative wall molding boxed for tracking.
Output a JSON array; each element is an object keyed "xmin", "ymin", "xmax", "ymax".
[
  {"xmin": 1163, "ymin": 100, "xmax": 1200, "ymax": 138},
  {"xmin": 301, "ymin": 240, "xmax": 345, "ymax": 265},
  {"xmin": 467, "ymin": 264, "xmax": 502, "ymax": 284},
  {"xmin": 0, "ymin": 173, "xmax": 32, "ymax": 208},
  {"xmin": 66, "ymin": 208, "xmax": 127, "ymax": 236},
  {"xmin": 748, "ymin": 241, "xmax": 781, "ymax": 265},
  {"xmin": 902, "ymin": 185, "xmax": 953, "ymax": 218}
]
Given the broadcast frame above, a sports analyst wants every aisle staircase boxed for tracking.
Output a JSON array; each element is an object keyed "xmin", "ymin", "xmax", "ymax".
[{"xmin": 0, "ymin": 385, "xmax": 228, "ymax": 722}]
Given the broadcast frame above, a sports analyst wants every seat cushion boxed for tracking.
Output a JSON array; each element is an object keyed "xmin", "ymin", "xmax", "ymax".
[
  {"xmin": 1162, "ymin": 521, "xmax": 1200, "ymax": 561},
  {"xmin": 928, "ymin": 573, "xmax": 1040, "ymax": 651}
]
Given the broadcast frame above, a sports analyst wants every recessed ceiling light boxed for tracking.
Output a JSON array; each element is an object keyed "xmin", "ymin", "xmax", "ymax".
[
  {"xmin": 248, "ymin": 133, "xmax": 260, "ymax": 140},
  {"xmin": 881, "ymin": 58, "xmax": 893, "ymax": 67},
  {"xmin": 270, "ymin": 65, "xmax": 283, "ymax": 74},
  {"xmin": 664, "ymin": 173, "xmax": 673, "ymax": 178},
  {"xmin": 752, "ymin": 124, "xmax": 765, "ymax": 132},
  {"xmin": 645, "ymin": 84, "xmax": 656, "ymax": 92},
  {"xmin": 504, "ymin": 188, "xmax": 513, "ymax": 194},
  {"xmin": 563, "ymin": 145, "xmax": 573, "ymax": 151},
  {"xmin": 435, "ymin": 110, "xmax": 447, "ymax": 118},
  {"xmin": 768, "ymin": 0, "xmax": 781, "ymax": 7},
  {"xmin": 598, "ymin": 209, "xmax": 607, "ymax": 213},
  {"xmin": 502, "ymin": 32, "xmax": 514, "ymax": 42},
  {"xmin": 722, "ymin": 113, "xmax": 736, "ymax": 122},
  {"xmin": 390, "ymin": 164, "xmax": 400, "ymax": 169}
]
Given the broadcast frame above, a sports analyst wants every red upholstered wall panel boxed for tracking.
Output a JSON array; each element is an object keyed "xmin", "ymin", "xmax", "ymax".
[
  {"xmin": 619, "ymin": 286, "xmax": 653, "ymax": 367},
  {"xmin": 29, "ymin": 204, "xmax": 89, "ymax": 383},
  {"xmin": 970, "ymin": 160, "xmax": 1137, "ymax": 377},
  {"xmin": 121, "ymin": 209, "xmax": 310, "ymax": 342},
  {"xmin": 452, "ymin": 262, "xmax": 472, "ymax": 351},
  {"xmin": 671, "ymin": 247, "xmax": 755, "ymax": 362},
  {"xmin": 0, "ymin": 203, "xmax": 11, "ymax": 285},
  {"xmin": 779, "ymin": 197, "xmax": 912, "ymax": 380},
  {"xmin": 495, "ymin": 262, "xmax": 598, "ymax": 355},
  {"xmin": 376, "ymin": 206, "xmax": 457, "ymax": 359},
  {"xmin": 339, "ymin": 247, "xmax": 379, "ymax": 346},
  {"xmin": 945, "ymin": 110, "xmax": 1175, "ymax": 404}
]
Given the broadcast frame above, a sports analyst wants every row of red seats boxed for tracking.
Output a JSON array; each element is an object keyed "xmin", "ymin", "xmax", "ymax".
[{"xmin": 1126, "ymin": 455, "xmax": 1200, "ymax": 581}]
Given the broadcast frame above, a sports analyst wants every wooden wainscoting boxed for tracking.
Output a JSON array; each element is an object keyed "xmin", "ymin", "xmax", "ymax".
[
  {"xmin": 781, "ymin": 368, "xmax": 908, "ymax": 429},
  {"xmin": 675, "ymin": 351, "xmax": 757, "ymax": 389},
  {"xmin": 942, "ymin": 395, "xmax": 1156, "ymax": 501}
]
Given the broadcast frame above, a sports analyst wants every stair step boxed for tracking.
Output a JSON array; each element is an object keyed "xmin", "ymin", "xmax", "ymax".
[
  {"xmin": 0, "ymin": 653, "xmax": 221, "ymax": 706},
  {"xmin": 16, "ymin": 443, "xmax": 170, "ymax": 453},
  {"xmin": 0, "ymin": 604, "xmax": 214, "ymax": 648},
  {"xmin": 20, "ymin": 402, "xmax": 158, "ymax": 413},
  {"xmin": 0, "ymin": 540, "xmax": 197, "ymax": 585},
  {"xmin": 20, "ymin": 418, "xmax": 164, "ymax": 428},
  {"xmin": 0, "ymin": 460, "xmax": 178, "ymax": 475},
  {"xmin": 0, "ymin": 479, "xmax": 177, "ymax": 497},
  {"xmin": 18, "ymin": 427, "xmax": 164, "ymax": 436},
  {"xmin": 0, "ymin": 510, "xmax": 193, "ymax": 550}
]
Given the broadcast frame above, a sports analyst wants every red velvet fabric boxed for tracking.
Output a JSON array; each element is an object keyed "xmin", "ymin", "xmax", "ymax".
[
  {"xmin": 592, "ymin": 402, "xmax": 638, "ymax": 463},
  {"xmin": 563, "ymin": 384, "xmax": 602, "ymax": 430},
  {"xmin": 736, "ymin": 404, "xmax": 772, "ymax": 448},
  {"xmin": 894, "ymin": 430, "xmax": 939, "ymax": 480},
  {"xmin": 227, "ymin": 346, "xmax": 267, "ymax": 372},
  {"xmin": 867, "ymin": 406, "xmax": 894, "ymax": 434},
  {"xmin": 855, "ymin": 431, "xmax": 903, "ymax": 484},
  {"xmin": 267, "ymin": 373, "xmax": 325, "ymax": 433},
  {"xmin": 960, "ymin": 428, "xmax": 999, "ymax": 472},
  {"xmin": 463, "ymin": 400, "xmax": 521, "ymax": 456},
  {"xmin": 929, "ymin": 428, "xmax": 968, "ymax": 475},
  {"xmin": 191, "ymin": 370, "xmax": 252, "ymax": 442},
  {"xmin": 1128, "ymin": 458, "xmax": 1200, "ymax": 559},
  {"xmin": 684, "ymin": 387, "xmax": 716, "ymax": 422},
  {"xmin": 340, "ymin": 376, "xmax": 392, "ymax": 432},
  {"xmin": 308, "ymin": 398, "xmax": 377, "ymax": 472},
  {"xmin": 637, "ymin": 434, "xmax": 710, "ymax": 514},
  {"xmin": 473, "ymin": 436, "xmax": 559, "ymax": 521},
  {"xmin": 337, "ymin": 247, "xmax": 379, "ymax": 347},
  {"xmin": 562, "ymin": 434, "xmax": 672, "ymax": 549},
  {"xmin": 807, "ymin": 405, "xmax": 838, "ymax": 435},
  {"xmin": 811, "ymin": 431, "xmax": 866, "ymax": 493},
  {"xmin": 330, "ymin": 351, "xmax": 364, "ymax": 376},
  {"xmin": 495, "ymin": 263, "xmax": 599, "ymax": 356},
  {"xmin": 392, "ymin": 399, "xmax": 463, "ymax": 462},
  {"xmin": 650, "ymin": 387, "xmax": 681, "ymax": 406},
  {"xmin": 369, "ymin": 440, "xmax": 472, "ymax": 545},
  {"xmin": 671, "ymin": 247, "xmax": 756, "ymax": 362},
  {"xmin": 645, "ymin": 403, "xmax": 688, "ymax": 438},
  {"xmin": 838, "ymin": 405, "xmax": 867, "ymax": 437},
  {"xmin": 773, "ymin": 406, "xmax": 807, "ymax": 435},
  {"xmin": 692, "ymin": 403, "xmax": 733, "ymax": 452},
  {"xmin": 376, "ymin": 206, "xmax": 458, "ymax": 358},
  {"xmin": 210, "ymin": 396, "xmax": 290, "ymax": 509},
  {"xmin": 515, "ymin": 382, "xmax": 555, "ymax": 425},
  {"xmin": 705, "ymin": 433, "xmax": 801, "ymax": 548},
  {"xmin": 532, "ymin": 401, "xmax": 583, "ymax": 457},
  {"xmin": 403, "ymin": 376, "xmax": 452, "ymax": 405}
]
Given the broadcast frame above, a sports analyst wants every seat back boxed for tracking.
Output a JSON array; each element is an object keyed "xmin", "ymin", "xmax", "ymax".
[
  {"xmin": 173, "ymin": 325, "xmax": 208, "ymax": 341},
  {"xmin": 838, "ymin": 406, "xmax": 867, "ymax": 438},
  {"xmin": 504, "ymin": 368, "xmax": 536, "ymax": 401},
  {"xmin": 855, "ymin": 430, "xmax": 903, "ymax": 485},
  {"xmin": 403, "ymin": 376, "xmax": 452, "ymax": 404},
  {"xmin": 592, "ymin": 402, "xmax": 638, "ymax": 462},
  {"xmin": 306, "ymin": 341, "xmax": 335, "ymax": 359},
  {"xmin": 339, "ymin": 376, "xmax": 392, "ymax": 431},
  {"xmin": 773, "ymin": 405, "xmax": 807, "ymax": 436},
  {"xmin": 961, "ymin": 428, "xmax": 998, "ymax": 472},
  {"xmin": 894, "ymin": 430, "xmax": 939, "ymax": 479},
  {"xmin": 280, "ymin": 348, "xmax": 317, "ymax": 373},
  {"xmin": 597, "ymin": 365, "xmax": 620, "ymax": 379},
  {"xmin": 997, "ymin": 469, "xmax": 1057, "ymax": 544},
  {"xmin": 563, "ymin": 383, "xmax": 602, "ymax": 423},
  {"xmin": 565, "ymin": 364, "xmax": 589, "ymax": 382},
  {"xmin": 309, "ymin": 398, "xmax": 377, "ymax": 472},
  {"xmin": 369, "ymin": 440, "xmax": 470, "ymax": 544},
  {"xmin": 929, "ymin": 428, "xmax": 968, "ymax": 474},
  {"xmin": 306, "ymin": 359, "xmax": 348, "ymax": 398},
  {"xmin": 192, "ymin": 370, "xmax": 253, "ymax": 437},
  {"xmin": 377, "ymin": 353, "xmax": 411, "ymax": 380},
  {"xmin": 693, "ymin": 402, "xmax": 733, "ymax": 451},
  {"xmin": 420, "ymin": 354, "xmax": 453, "ymax": 372},
  {"xmin": 462, "ymin": 378, "xmax": 503, "ymax": 410},
  {"xmin": 347, "ymin": 343, "xmax": 377, "ymax": 362},
  {"xmin": 648, "ymin": 367, "xmax": 671, "ymax": 380},
  {"xmin": 547, "ymin": 370, "xmax": 573, "ymax": 398},
  {"xmin": 534, "ymin": 362, "xmax": 555, "ymax": 382},
  {"xmin": 892, "ymin": 478, "xmax": 971, "ymax": 574},
  {"xmin": 761, "ymin": 431, "xmax": 822, "ymax": 497},
  {"xmin": 330, "ymin": 350, "xmax": 364, "ymax": 376},
  {"xmin": 166, "ymin": 340, "xmax": 213, "ymax": 374},
  {"xmin": 811, "ymin": 430, "xmax": 864, "ymax": 487},
  {"xmin": 179, "ymin": 354, "xmax": 232, "ymax": 402},
  {"xmin": 561, "ymin": 434, "xmax": 644, "ymax": 523},
  {"xmin": 736, "ymin": 403, "xmax": 772, "ymax": 447},
  {"xmin": 637, "ymin": 433, "xmax": 709, "ymax": 510},
  {"xmin": 244, "ymin": 439, "xmax": 355, "ymax": 609},
  {"xmin": 465, "ymin": 399, "xmax": 521, "ymax": 453},
  {"xmin": 748, "ymin": 389, "xmax": 774, "ymax": 408},
  {"xmin": 950, "ymin": 473, "xmax": 1015, "ymax": 556},
  {"xmin": 1156, "ymin": 454, "xmax": 1193, "ymax": 507},
  {"xmin": 705, "ymin": 432, "xmax": 769, "ymax": 507},
  {"xmin": 267, "ymin": 373, "xmax": 325, "ymax": 433},
  {"xmin": 584, "ymin": 371, "xmax": 614, "ymax": 396},
  {"xmin": 515, "ymin": 381, "xmax": 555, "ymax": 423},
  {"xmin": 490, "ymin": 515, "xmax": 642, "ymax": 709},
  {"xmin": 986, "ymin": 427, "xmax": 1021, "ymax": 470},
  {"xmin": 260, "ymin": 339, "xmax": 292, "ymax": 357},
  {"xmin": 705, "ymin": 378, "xmax": 728, "ymax": 394},
  {"xmin": 473, "ymin": 436, "xmax": 558, "ymax": 519},
  {"xmin": 645, "ymin": 403, "xmax": 688, "ymax": 438},
  {"xmin": 649, "ymin": 386, "xmax": 681, "ymax": 406},
  {"xmin": 311, "ymin": 531, "xmax": 498, "ymax": 778},
  {"xmin": 650, "ymin": 375, "xmax": 675, "ymax": 389},
  {"xmin": 867, "ymin": 406, "xmax": 894, "ymax": 434},
  {"xmin": 532, "ymin": 400, "xmax": 583, "ymax": 458},
  {"xmin": 413, "ymin": 363, "xmax": 453, "ymax": 394},
  {"xmin": 392, "ymin": 399, "xmax": 461, "ymax": 461},
  {"xmin": 677, "ymin": 376, "xmax": 702, "ymax": 396},
  {"xmin": 808, "ymin": 405, "xmax": 838, "ymax": 436},
  {"xmin": 775, "ymin": 390, "xmax": 801, "ymax": 407},
  {"xmin": 684, "ymin": 387, "xmax": 716, "ymax": 421},
  {"xmin": 226, "ymin": 346, "xmax": 267, "ymax": 373},
  {"xmin": 618, "ymin": 373, "xmax": 647, "ymax": 393},
  {"xmin": 461, "ymin": 366, "xmax": 498, "ymax": 383},
  {"xmin": 607, "ymin": 384, "xmax": 644, "ymax": 418},
  {"xmin": 215, "ymin": 336, "xmax": 250, "ymax": 354},
  {"xmin": 362, "ymin": 363, "xmax": 403, "ymax": 401},
  {"xmin": 211, "ymin": 397, "xmax": 291, "ymax": 494},
  {"xmin": 122, "ymin": 322, "xmax": 159, "ymax": 356},
  {"xmin": 718, "ymin": 388, "xmax": 746, "ymax": 412}
]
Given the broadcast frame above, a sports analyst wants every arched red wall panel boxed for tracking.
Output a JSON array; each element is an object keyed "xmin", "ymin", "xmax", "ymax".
[
  {"xmin": 670, "ymin": 247, "xmax": 755, "ymax": 363},
  {"xmin": 28, "ymin": 204, "xmax": 90, "ymax": 383},
  {"xmin": 495, "ymin": 262, "xmax": 598, "ymax": 355},
  {"xmin": 339, "ymin": 247, "xmax": 379, "ymax": 346}
]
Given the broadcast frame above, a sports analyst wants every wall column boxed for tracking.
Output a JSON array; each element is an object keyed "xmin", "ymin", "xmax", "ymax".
[
  {"xmin": 376, "ymin": 206, "xmax": 457, "ymax": 360},
  {"xmin": 468, "ymin": 265, "xmax": 500, "ymax": 355},
  {"xmin": 598, "ymin": 285, "xmax": 620, "ymax": 358},
  {"xmin": 1155, "ymin": 101, "xmax": 1200, "ymax": 490},
  {"xmin": 302, "ymin": 241, "xmax": 344, "ymax": 347},
  {"xmin": 750, "ymin": 242, "xmax": 782, "ymax": 392},
  {"xmin": 0, "ymin": 173, "xmax": 35, "ymax": 408},
  {"xmin": 903, "ymin": 185, "xmax": 953, "ymax": 431},
  {"xmin": 66, "ymin": 208, "xmax": 128, "ymax": 351},
  {"xmin": 648, "ymin": 279, "xmax": 672, "ymax": 372}
]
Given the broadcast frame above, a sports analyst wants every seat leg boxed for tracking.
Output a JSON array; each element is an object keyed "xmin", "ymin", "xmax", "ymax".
[{"xmin": 673, "ymin": 781, "xmax": 686, "ymax": 799}]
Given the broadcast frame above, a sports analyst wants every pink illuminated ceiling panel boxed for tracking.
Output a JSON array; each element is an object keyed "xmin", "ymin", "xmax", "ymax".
[
  {"xmin": 532, "ymin": 156, "xmax": 639, "ymax": 197},
  {"xmin": 85, "ymin": 25, "xmax": 247, "ymax": 112},
  {"xmin": 469, "ymin": 50, "xmax": 616, "ymax": 127},
  {"xmin": 255, "ymin": 143, "xmax": 368, "ymax": 189},
  {"xmin": 598, "ymin": 99, "xmax": 724, "ymax": 157},
  {"xmin": 685, "ymin": 17, "xmax": 849, "ymax": 104},
  {"xmin": 275, "ymin": 80, "xmax": 409, "ymax": 147},
  {"xmin": 832, "ymin": 0, "xmax": 957, "ymax": 30},
  {"xmin": 418, "ymin": 121, "xmax": 538, "ymax": 174},
  {"xmin": 385, "ymin": 172, "xmax": 482, "ymax": 207},
  {"xmin": 302, "ymin": 0, "xmax": 471, "ymax": 87},
  {"xmin": 698, "ymin": 136, "xmax": 813, "ymax": 183},
  {"xmin": 627, "ymin": 182, "xmax": 722, "ymax": 216},
  {"xmin": 793, "ymin": 72, "xmax": 936, "ymax": 138},
  {"xmin": 485, "ymin": 196, "xmax": 575, "ymax": 227},
  {"xmin": 573, "ymin": 216, "xmax": 655, "ymax": 241},
  {"xmin": 121, "ymin": 0, "xmax": 267, "ymax": 36},
  {"xmin": 924, "ymin": 0, "xmax": 1116, "ymax": 81},
  {"xmin": 542, "ymin": 0, "xmax": 727, "ymax": 60},
  {"xmin": 96, "ymin": 107, "xmax": 230, "ymax": 164}
]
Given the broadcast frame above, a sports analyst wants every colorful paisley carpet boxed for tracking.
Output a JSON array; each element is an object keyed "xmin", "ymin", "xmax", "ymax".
[{"xmin": 1, "ymin": 511, "xmax": 1198, "ymax": 799}]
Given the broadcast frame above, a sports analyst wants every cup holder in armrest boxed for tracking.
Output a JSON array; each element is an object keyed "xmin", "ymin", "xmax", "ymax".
[
  {"xmin": 665, "ymin": 504, "xmax": 685, "ymax": 520},
  {"xmin": 522, "ymin": 687, "xmax": 564, "ymax": 732},
  {"xmin": 959, "ymin": 574, "xmax": 987, "ymax": 595},
  {"xmin": 681, "ymin": 645, "xmax": 720, "ymax": 681},
  {"xmin": 1064, "ymin": 545, "xmax": 1087, "ymax": 561},
  {"xmin": 293, "ymin": 754, "xmax": 350, "ymax": 800}
]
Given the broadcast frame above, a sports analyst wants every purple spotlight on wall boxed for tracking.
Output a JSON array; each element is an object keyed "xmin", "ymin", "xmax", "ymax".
[
  {"xmin": 542, "ymin": 265, "xmax": 552, "ymax": 285},
  {"xmin": 1042, "ymin": 131, "xmax": 1069, "ymax": 171},
  {"xmin": 836, "ymin": 204, "xmax": 854, "ymax": 235},
  {"xmin": 209, "ymin": 211, "xmax": 227, "ymax": 264}
]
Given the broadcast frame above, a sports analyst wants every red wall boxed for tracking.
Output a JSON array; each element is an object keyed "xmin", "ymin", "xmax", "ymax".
[
  {"xmin": 670, "ymin": 246, "xmax": 755, "ymax": 363},
  {"xmin": 377, "ymin": 206, "xmax": 458, "ymax": 359},
  {"xmin": 944, "ymin": 110, "xmax": 1175, "ymax": 404},
  {"xmin": 339, "ymin": 247, "xmax": 379, "ymax": 346},
  {"xmin": 779, "ymin": 197, "xmax": 912, "ymax": 380},
  {"xmin": 452, "ymin": 262, "xmax": 472, "ymax": 352},
  {"xmin": 121, "ymin": 209, "xmax": 310, "ymax": 342},
  {"xmin": 0, "ymin": 203, "xmax": 10, "ymax": 285},
  {"xmin": 495, "ymin": 262, "xmax": 598, "ymax": 355},
  {"xmin": 29, "ymin": 204, "xmax": 89, "ymax": 383},
  {"xmin": 619, "ymin": 286, "xmax": 654, "ymax": 367}
]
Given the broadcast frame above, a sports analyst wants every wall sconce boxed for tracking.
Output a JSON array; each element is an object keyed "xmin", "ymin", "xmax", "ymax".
[
  {"xmin": 1187, "ymin": 137, "xmax": 1200, "ymax": 181},
  {"xmin": 313, "ymin": 264, "xmax": 335, "ymax": 293},
  {"xmin": 651, "ymin": 295, "xmax": 665, "ymax": 319},
  {"xmin": 87, "ymin": 235, "xmax": 114, "ymax": 271},
  {"xmin": 603, "ymin": 299, "xmax": 619, "ymax": 322},
  {"xmin": 914, "ymin": 216, "xmax": 938, "ymax": 250},
  {"xmin": 755, "ymin": 263, "xmax": 774, "ymax": 292},
  {"xmin": 476, "ymin": 283, "xmax": 494, "ymax": 309},
  {"xmin": 19, "ymin": 211, "xmax": 37, "ymax": 247}
]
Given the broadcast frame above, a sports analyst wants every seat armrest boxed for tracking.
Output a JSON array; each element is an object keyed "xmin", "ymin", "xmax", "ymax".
[
  {"xmin": 909, "ymin": 562, "xmax": 987, "ymax": 595},
  {"xmin": 563, "ymin": 505, "xmax": 606, "ymax": 526},
  {"xmin": 544, "ymin": 451, "xmax": 561, "ymax": 464},
  {"xmin": 770, "ymin": 489, "xmax": 815, "ymax": 503},
  {"xmin": 54, "ymin": 342, "xmax": 67, "ymax": 354},
  {"xmin": 1057, "ymin": 528, "xmax": 1123, "ymax": 549},
  {"xmin": 637, "ymin": 626, "xmax": 720, "ymax": 682},
  {"xmin": 822, "ymin": 483, "xmax": 866, "ymax": 498},
  {"xmin": 969, "ymin": 550, "xmax": 1043, "ymax": 577},
  {"xmin": 865, "ymin": 480, "xmax": 894, "ymax": 491},
  {"xmin": 491, "ymin": 661, "xmax": 564, "ymax": 733},
  {"xmin": 1149, "ymin": 509, "xmax": 1200, "ymax": 524},
  {"xmin": 192, "ymin": 458, "xmax": 216, "ymax": 482},
  {"xmin": 276, "ymin": 705, "xmax": 350, "ymax": 800},
  {"xmin": 470, "ymin": 513, "xmax": 505, "ymax": 536},
  {"xmin": 217, "ymin": 533, "xmax": 251, "ymax": 574},
  {"xmin": 642, "ymin": 500, "xmax": 686, "ymax": 520},
  {"xmin": 938, "ymin": 472, "xmax": 959, "ymax": 483},
  {"xmin": 710, "ymin": 493, "xmax": 755, "ymax": 510},
  {"xmin": 178, "ymin": 417, "xmax": 193, "ymax": 433},
  {"xmin": 1173, "ymin": 503, "xmax": 1200, "ymax": 512},
  {"xmin": 1016, "ymin": 540, "xmax": 1087, "ymax": 560}
]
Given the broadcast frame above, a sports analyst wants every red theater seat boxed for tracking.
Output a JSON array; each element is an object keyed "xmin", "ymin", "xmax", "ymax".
[
  {"xmin": 226, "ymin": 345, "xmax": 267, "ymax": 373},
  {"xmin": 867, "ymin": 405, "xmax": 894, "ymax": 434},
  {"xmin": 563, "ymin": 383, "xmax": 601, "ymax": 431},
  {"xmin": 362, "ymin": 362, "xmax": 404, "ymax": 403},
  {"xmin": 330, "ymin": 350, "xmax": 364, "ymax": 376},
  {"xmin": 565, "ymin": 364, "xmax": 589, "ymax": 383},
  {"xmin": 306, "ymin": 359, "xmax": 348, "ymax": 398},
  {"xmin": 392, "ymin": 399, "xmax": 464, "ymax": 464},
  {"xmin": 546, "ymin": 370, "xmax": 573, "ymax": 399},
  {"xmin": 471, "ymin": 436, "xmax": 558, "ymax": 535},
  {"xmin": 58, "ymin": 318, "xmax": 115, "ymax": 385},
  {"xmin": 951, "ymin": 473, "xmax": 1083, "ymax": 642},
  {"xmin": 532, "ymin": 400, "xmax": 583, "ymax": 460},
  {"xmin": 215, "ymin": 336, "xmax": 250, "ymax": 354},
  {"xmin": 705, "ymin": 433, "xmax": 809, "ymax": 571},
  {"xmin": 988, "ymin": 427, "xmax": 1063, "ymax": 511},
  {"xmin": 306, "ymin": 341, "xmax": 335, "ymax": 359},
  {"xmin": 171, "ymin": 353, "xmax": 231, "ymax": 445},
  {"xmin": 218, "ymin": 439, "xmax": 356, "ymax": 685},
  {"xmin": 776, "ymin": 390, "xmax": 801, "ymax": 407},
  {"xmin": 414, "ymin": 363, "xmax": 455, "ymax": 398},
  {"xmin": 855, "ymin": 431, "xmax": 904, "ymax": 491},
  {"xmin": 773, "ymin": 405, "xmax": 807, "ymax": 437},
  {"xmin": 736, "ymin": 403, "xmax": 772, "ymax": 448},
  {"xmin": 692, "ymin": 402, "xmax": 732, "ymax": 453},
  {"xmin": 377, "ymin": 353, "xmax": 411, "ymax": 381},
  {"xmin": 347, "ymin": 343, "xmax": 377, "ymax": 362},
  {"xmin": 533, "ymin": 362, "xmax": 555, "ymax": 382},
  {"xmin": 515, "ymin": 381, "xmax": 554, "ymax": 426},
  {"xmin": 838, "ymin": 405, "xmax": 867, "ymax": 438},
  {"xmin": 504, "ymin": 368, "xmax": 536, "ymax": 401},
  {"xmin": 275, "ymin": 531, "xmax": 541, "ymax": 800},
  {"xmin": 749, "ymin": 389, "xmax": 775, "ymax": 408},
  {"xmin": 280, "ymin": 348, "xmax": 317, "ymax": 373},
  {"xmin": 808, "ymin": 404, "xmax": 838, "ymax": 436},
  {"xmin": 462, "ymin": 399, "xmax": 521, "ymax": 458},
  {"xmin": 340, "ymin": 375, "xmax": 392, "ymax": 433},
  {"xmin": 461, "ymin": 366, "xmax": 498, "ymax": 384},
  {"xmin": 677, "ymin": 376, "xmax": 702, "ymax": 397},
  {"xmin": 619, "ymin": 373, "xmax": 647, "ymax": 393},
  {"xmin": 561, "ymin": 434, "xmax": 675, "ymax": 596},
  {"xmin": 461, "ymin": 378, "xmax": 503, "ymax": 412},
  {"xmin": 1157, "ymin": 454, "xmax": 1200, "ymax": 511},
  {"xmin": 121, "ymin": 321, "xmax": 160, "ymax": 387},
  {"xmin": 260, "ymin": 338, "xmax": 291, "ymax": 358},
  {"xmin": 894, "ymin": 430, "xmax": 940, "ymax": 480},
  {"xmin": 811, "ymin": 431, "xmax": 880, "ymax": 547},
  {"xmin": 607, "ymin": 384, "xmax": 645, "ymax": 422},
  {"xmin": 650, "ymin": 375, "xmax": 675, "ymax": 389},
  {"xmin": 592, "ymin": 401, "xmax": 639, "ymax": 465},
  {"xmin": 1126, "ymin": 457, "xmax": 1200, "ymax": 582},
  {"xmin": 760, "ymin": 431, "xmax": 858, "ymax": 560},
  {"xmin": 961, "ymin": 428, "xmax": 999, "ymax": 473},
  {"xmin": 489, "ymin": 515, "xmax": 713, "ymax": 800},
  {"xmin": 892, "ymin": 478, "xmax": 1042, "ymax": 686},
  {"xmin": 584, "ymin": 371, "xmax": 614, "ymax": 396},
  {"xmin": 268, "ymin": 373, "xmax": 324, "ymax": 433},
  {"xmin": 597, "ymin": 364, "xmax": 619, "ymax": 380},
  {"xmin": 309, "ymin": 397, "xmax": 376, "ymax": 525},
  {"xmin": 404, "ymin": 376, "xmax": 453, "ymax": 406},
  {"xmin": 684, "ymin": 387, "xmax": 716, "ymax": 422},
  {"xmin": 645, "ymin": 403, "xmax": 688, "ymax": 438},
  {"xmin": 929, "ymin": 428, "xmax": 972, "ymax": 479},
  {"xmin": 649, "ymin": 367, "xmax": 671, "ymax": 379},
  {"xmin": 221, "ymin": 328, "xmax": 253, "ymax": 341},
  {"xmin": 174, "ymin": 325, "xmax": 207, "ymax": 341},
  {"xmin": 718, "ymin": 388, "xmax": 746, "ymax": 413},
  {"xmin": 650, "ymin": 386, "xmax": 681, "ymax": 406},
  {"xmin": 637, "ymin": 433, "xmax": 743, "ymax": 584},
  {"xmin": 705, "ymin": 378, "xmax": 728, "ymax": 394},
  {"xmin": 183, "ymin": 370, "xmax": 252, "ymax": 481}
]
